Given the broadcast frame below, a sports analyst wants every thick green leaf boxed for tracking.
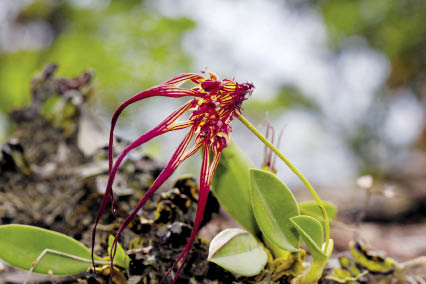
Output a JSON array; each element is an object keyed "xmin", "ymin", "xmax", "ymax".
[
  {"xmin": 0, "ymin": 224, "xmax": 100, "ymax": 275},
  {"xmin": 208, "ymin": 228, "xmax": 267, "ymax": 276},
  {"xmin": 299, "ymin": 201, "xmax": 337, "ymax": 220},
  {"xmin": 249, "ymin": 169, "xmax": 300, "ymax": 251},
  {"xmin": 108, "ymin": 235, "xmax": 130, "ymax": 269},
  {"xmin": 212, "ymin": 140, "xmax": 260, "ymax": 236},
  {"xmin": 290, "ymin": 216, "xmax": 326, "ymax": 261}
]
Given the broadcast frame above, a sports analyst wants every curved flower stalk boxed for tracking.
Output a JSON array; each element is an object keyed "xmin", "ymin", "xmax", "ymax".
[
  {"xmin": 237, "ymin": 115, "xmax": 331, "ymax": 252},
  {"xmin": 91, "ymin": 72, "xmax": 254, "ymax": 283}
]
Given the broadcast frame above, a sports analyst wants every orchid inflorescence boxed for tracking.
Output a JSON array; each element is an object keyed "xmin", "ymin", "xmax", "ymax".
[{"xmin": 92, "ymin": 72, "xmax": 254, "ymax": 283}]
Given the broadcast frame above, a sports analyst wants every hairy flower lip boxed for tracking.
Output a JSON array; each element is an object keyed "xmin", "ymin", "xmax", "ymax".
[{"xmin": 91, "ymin": 72, "xmax": 254, "ymax": 284}]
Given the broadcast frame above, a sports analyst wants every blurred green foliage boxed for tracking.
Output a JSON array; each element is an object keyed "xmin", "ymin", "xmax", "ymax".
[
  {"xmin": 311, "ymin": 0, "xmax": 426, "ymax": 174},
  {"xmin": 245, "ymin": 85, "xmax": 319, "ymax": 120},
  {"xmin": 318, "ymin": 0, "xmax": 426, "ymax": 95},
  {"xmin": 0, "ymin": 0, "xmax": 195, "ymax": 112}
]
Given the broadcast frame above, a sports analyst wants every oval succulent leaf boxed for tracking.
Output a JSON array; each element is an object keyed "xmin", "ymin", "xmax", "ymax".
[
  {"xmin": 299, "ymin": 201, "xmax": 337, "ymax": 220},
  {"xmin": 290, "ymin": 216, "xmax": 326, "ymax": 262},
  {"xmin": 212, "ymin": 140, "xmax": 260, "ymax": 236},
  {"xmin": 108, "ymin": 235, "xmax": 130, "ymax": 269},
  {"xmin": 249, "ymin": 169, "xmax": 300, "ymax": 251},
  {"xmin": 208, "ymin": 228, "xmax": 267, "ymax": 276},
  {"xmin": 0, "ymin": 224, "xmax": 100, "ymax": 275}
]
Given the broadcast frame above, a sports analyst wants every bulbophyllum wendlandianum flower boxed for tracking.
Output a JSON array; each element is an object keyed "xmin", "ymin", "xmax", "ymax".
[{"xmin": 92, "ymin": 72, "xmax": 254, "ymax": 283}]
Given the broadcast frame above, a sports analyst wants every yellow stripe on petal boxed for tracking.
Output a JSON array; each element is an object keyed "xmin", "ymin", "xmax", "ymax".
[{"xmin": 164, "ymin": 73, "xmax": 205, "ymax": 86}]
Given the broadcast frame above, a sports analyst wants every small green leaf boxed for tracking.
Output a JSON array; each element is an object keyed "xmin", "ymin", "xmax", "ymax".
[
  {"xmin": 212, "ymin": 140, "xmax": 260, "ymax": 237},
  {"xmin": 338, "ymin": 255, "xmax": 364, "ymax": 277},
  {"xmin": 299, "ymin": 201, "xmax": 337, "ymax": 220},
  {"xmin": 349, "ymin": 241, "xmax": 395, "ymax": 273},
  {"xmin": 327, "ymin": 243, "xmax": 366, "ymax": 283},
  {"xmin": 108, "ymin": 235, "xmax": 130, "ymax": 269},
  {"xmin": 290, "ymin": 216, "xmax": 326, "ymax": 261},
  {"xmin": 249, "ymin": 169, "xmax": 300, "ymax": 251},
  {"xmin": 0, "ymin": 224, "xmax": 100, "ymax": 275},
  {"xmin": 326, "ymin": 268, "xmax": 368, "ymax": 283},
  {"xmin": 208, "ymin": 228, "xmax": 267, "ymax": 276}
]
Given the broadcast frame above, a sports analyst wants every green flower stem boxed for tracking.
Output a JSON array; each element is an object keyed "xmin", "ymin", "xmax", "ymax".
[
  {"xmin": 302, "ymin": 260, "xmax": 327, "ymax": 284},
  {"xmin": 238, "ymin": 115, "xmax": 330, "ymax": 250},
  {"xmin": 302, "ymin": 239, "xmax": 334, "ymax": 284}
]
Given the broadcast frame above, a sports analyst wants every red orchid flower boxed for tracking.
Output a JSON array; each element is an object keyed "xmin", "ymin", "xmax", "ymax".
[{"xmin": 92, "ymin": 72, "xmax": 254, "ymax": 283}]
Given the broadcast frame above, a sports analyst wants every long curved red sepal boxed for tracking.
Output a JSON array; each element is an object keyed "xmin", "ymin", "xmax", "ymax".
[
  {"xmin": 108, "ymin": 125, "xmax": 200, "ymax": 280},
  {"xmin": 162, "ymin": 147, "xmax": 222, "ymax": 283},
  {"xmin": 91, "ymin": 102, "xmax": 193, "ymax": 268}
]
